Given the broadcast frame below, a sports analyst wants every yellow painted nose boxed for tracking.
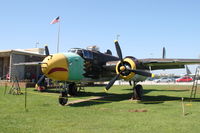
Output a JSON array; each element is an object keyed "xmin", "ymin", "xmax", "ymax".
[{"xmin": 41, "ymin": 54, "xmax": 69, "ymax": 81}]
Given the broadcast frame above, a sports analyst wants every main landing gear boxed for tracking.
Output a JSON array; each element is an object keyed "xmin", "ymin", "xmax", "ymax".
[
  {"xmin": 131, "ymin": 82, "xmax": 143, "ymax": 100},
  {"xmin": 58, "ymin": 83, "xmax": 78, "ymax": 106}
]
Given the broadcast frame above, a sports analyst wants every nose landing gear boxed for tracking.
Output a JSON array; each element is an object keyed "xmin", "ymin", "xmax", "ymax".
[
  {"xmin": 59, "ymin": 90, "xmax": 68, "ymax": 106},
  {"xmin": 58, "ymin": 82, "xmax": 78, "ymax": 106}
]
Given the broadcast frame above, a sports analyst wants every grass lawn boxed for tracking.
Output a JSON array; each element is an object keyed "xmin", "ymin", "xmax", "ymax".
[{"xmin": 0, "ymin": 84, "xmax": 200, "ymax": 133}]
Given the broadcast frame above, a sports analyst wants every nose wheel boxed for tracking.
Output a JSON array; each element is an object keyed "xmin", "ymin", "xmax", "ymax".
[
  {"xmin": 58, "ymin": 83, "xmax": 69, "ymax": 106},
  {"xmin": 58, "ymin": 82, "xmax": 78, "ymax": 106},
  {"xmin": 59, "ymin": 89, "xmax": 68, "ymax": 106}
]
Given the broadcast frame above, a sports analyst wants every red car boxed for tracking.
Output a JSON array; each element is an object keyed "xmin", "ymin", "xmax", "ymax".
[{"xmin": 176, "ymin": 76, "xmax": 193, "ymax": 82}]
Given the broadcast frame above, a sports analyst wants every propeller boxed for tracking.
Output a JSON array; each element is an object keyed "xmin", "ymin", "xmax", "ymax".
[
  {"xmin": 115, "ymin": 40, "xmax": 123, "ymax": 62},
  {"xmin": 105, "ymin": 40, "xmax": 154, "ymax": 91},
  {"xmin": 162, "ymin": 47, "xmax": 166, "ymax": 59},
  {"xmin": 127, "ymin": 69, "xmax": 153, "ymax": 77},
  {"xmin": 105, "ymin": 73, "xmax": 121, "ymax": 90},
  {"xmin": 36, "ymin": 75, "xmax": 45, "ymax": 86},
  {"xmin": 129, "ymin": 81, "xmax": 132, "ymax": 86},
  {"xmin": 45, "ymin": 45, "xmax": 50, "ymax": 56},
  {"xmin": 36, "ymin": 45, "xmax": 50, "ymax": 87}
]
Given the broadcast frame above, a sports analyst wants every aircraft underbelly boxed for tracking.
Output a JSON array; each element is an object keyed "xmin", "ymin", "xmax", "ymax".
[{"xmin": 131, "ymin": 74, "xmax": 147, "ymax": 82}]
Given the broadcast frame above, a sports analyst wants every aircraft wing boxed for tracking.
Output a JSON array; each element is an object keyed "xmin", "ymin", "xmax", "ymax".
[
  {"xmin": 14, "ymin": 62, "xmax": 42, "ymax": 66},
  {"xmin": 139, "ymin": 58, "xmax": 200, "ymax": 70},
  {"xmin": 104, "ymin": 58, "xmax": 200, "ymax": 71}
]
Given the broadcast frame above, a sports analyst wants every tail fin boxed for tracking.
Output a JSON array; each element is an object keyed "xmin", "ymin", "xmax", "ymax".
[
  {"xmin": 162, "ymin": 47, "xmax": 166, "ymax": 59},
  {"xmin": 186, "ymin": 65, "xmax": 192, "ymax": 75}
]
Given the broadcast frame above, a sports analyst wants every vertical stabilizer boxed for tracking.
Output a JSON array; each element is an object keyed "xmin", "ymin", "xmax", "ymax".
[
  {"xmin": 186, "ymin": 65, "xmax": 192, "ymax": 75},
  {"xmin": 162, "ymin": 47, "xmax": 166, "ymax": 59}
]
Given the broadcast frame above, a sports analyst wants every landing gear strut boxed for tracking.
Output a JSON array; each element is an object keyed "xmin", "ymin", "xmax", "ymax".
[
  {"xmin": 132, "ymin": 82, "xmax": 143, "ymax": 100},
  {"xmin": 58, "ymin": 82, "xmax": 78, "ymax": 106},
  {"xmin": 68, "ymin": 83, "xmax": 78, "ymax": 96},
  {"xmin": 59, "ymin": 88, "xmax": 68, "ymax": 106}
]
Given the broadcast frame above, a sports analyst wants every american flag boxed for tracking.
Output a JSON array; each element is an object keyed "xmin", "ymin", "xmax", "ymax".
[{"xmin": 50, "ymin": 16, "xmax": 60, "ymax": 24}]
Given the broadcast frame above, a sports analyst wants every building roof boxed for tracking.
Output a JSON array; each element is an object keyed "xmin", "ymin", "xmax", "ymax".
[{"xmin": 0, "ymin": 48, "xmax": 45, "ymax": 57}]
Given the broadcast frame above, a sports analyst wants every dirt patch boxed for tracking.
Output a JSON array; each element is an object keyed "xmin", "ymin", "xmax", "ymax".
[
  {"xmin": 128, "ymin": 109, "xmax": 148, "ymax": 112},
  {"xmin": 66, "ymin": 96, "xmax": 105, "ymax": 105}
]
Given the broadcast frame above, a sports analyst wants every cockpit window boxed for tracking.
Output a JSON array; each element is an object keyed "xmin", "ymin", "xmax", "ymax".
[
  {"xmin": 68, "ymin": 48, "xmax": 93, "ymax": 59},
  {"xmin": 83, "ymin": 50, "xmax": 93, "ymax": 59}
]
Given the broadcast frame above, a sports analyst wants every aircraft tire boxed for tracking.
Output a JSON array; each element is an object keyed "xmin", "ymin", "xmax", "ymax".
[
  {"xmin": 58, "ymin": 92, "xmax": 68, "ymax": 106},
  {"xmin": 68, "ymin": 83, "xmax": 78, "ymax": 96},
  {"xmin": 134, "ymin": 84, "xmax": 143, "ymax": 100}
]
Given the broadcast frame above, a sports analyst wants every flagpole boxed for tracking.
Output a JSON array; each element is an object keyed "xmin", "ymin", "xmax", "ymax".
[{"xmin": 57, "ymin": 21, "xmax": 60, "ymax": 53}]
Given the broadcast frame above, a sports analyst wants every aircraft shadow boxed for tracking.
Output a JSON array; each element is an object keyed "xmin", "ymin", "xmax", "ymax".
[
  {"xmin": 37, "ymin": 87, "xmax": 197, "ymax": 107},
  {"xmin": 124, "ymin": 88, "xmax": 188, "ymax": 92},
  {"xmin": 67, "ymin": 92, "xmax": 132, "ymax": 107},
  {"xmin": 67, "ymin": 89, "xmax": 193, "ymax": 107},
  {"xmin": 36, "ymin": 89, "xmax": 61, "ymax": 94},
  {"xmin": 141, "ymin": 89, "xmax": 190, "ymax": 104}
]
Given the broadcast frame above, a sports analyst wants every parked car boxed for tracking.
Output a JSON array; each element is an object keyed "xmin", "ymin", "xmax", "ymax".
[
  {"xmin": 176, "ymin": 76, "xmax": 193, "ymax": 82},
  {"xmin": 146, "ymin": 77, "xmax": 156, "ymax": 81},
  {"xmin": 154, "ymin": 77, "xmax": 172, "ymax": 83}
]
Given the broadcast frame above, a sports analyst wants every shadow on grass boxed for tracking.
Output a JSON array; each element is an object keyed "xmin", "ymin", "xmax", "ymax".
[
  {"xmin": 124, "ymin": 88, "xmax": 189, "ymax": 92},
  {"xmin": 68, "ymin": 92, "xmax": 132, "ymax": 107},
  {"xmin": 35, "ymin": 89, "xmax": 61, "ymax": 94},
  {"xmin": 141, "ymin": 95, "xmax": 185, "ymax": 104},
  {"xmin": 140, "ymin": 89, "xmax": 190, "ymax": 104},
  {"xmin": 67, "ymin": 91, "xmax": 193, "ymax": 107},
  {"xmin": 35, "ymin": 86, "xmax": 197, "ymax": 106},
  {"xmin": 68, "ymin": 93, "xmax": 193, "ymax": 107}
]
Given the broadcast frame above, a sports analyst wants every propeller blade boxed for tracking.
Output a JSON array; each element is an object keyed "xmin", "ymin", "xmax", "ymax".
[
  {"xmin": 114, "ymin": 40, "xmax": 123, "ymax": 61},
  {"xmin": 162, "ymin": 47, "xmax": 166, "ymax": 59},
  {"xmin": 45, "ymin": 45, "xmax": 50, "ymax": 56},
  {"xmin": 129, "ymin": 81, "xmax": 132, "ymax": 86},
  {"xmin": 105, "ymin": 74, "xmax": 120, "ymax": 91},
  {"xmin": 128, "ymin": 69, "xmax": 154, "ymax": 77},
  {"xmin": 36, "ymin": 75, "xmax": 45, "ymax": 86}
]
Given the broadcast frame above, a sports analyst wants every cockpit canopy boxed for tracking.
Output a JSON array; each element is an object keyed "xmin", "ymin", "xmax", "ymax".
[
  {"xmin": 68, "ymin": 48, "xmax": 93, "ymax": 59},
  {"xmin": 86, "ymin": 45, "xmax": 99, "ymax": 52}
]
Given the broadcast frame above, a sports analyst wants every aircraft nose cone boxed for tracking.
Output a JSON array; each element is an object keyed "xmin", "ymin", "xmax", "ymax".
[
  {"xmin": 41, "ymin": 54, "xmax": 69, "ymax": 81},
  {"xmin": 41, "ymin": 56, "xmax": 51, "ymax": 74}
]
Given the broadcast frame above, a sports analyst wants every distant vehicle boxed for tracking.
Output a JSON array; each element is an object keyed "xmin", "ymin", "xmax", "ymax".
[
  {"xmin": 176, "ymin": 76, "xmax": 193, "ymax": 82},
  {"xmin": 154, "ymin": 77, "xmax": 172, "ymax": 83},
  {"xmin": 170, "ymin": 77, "xmax": 180, "ymax": 82},
  {"xmin": 146, "ymin": 77, "xmax": 156, "ymax": 81}
]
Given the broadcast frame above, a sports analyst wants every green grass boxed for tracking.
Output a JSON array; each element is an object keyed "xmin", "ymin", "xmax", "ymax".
[{"xmin": 0, "ymin": 85, "xmax": 200, "ymax": 133}]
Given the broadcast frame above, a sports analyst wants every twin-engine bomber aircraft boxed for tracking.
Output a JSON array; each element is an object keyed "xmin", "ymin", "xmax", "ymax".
[{"xmin": 15, "ymin": 40, "xmax": 200, "ymax": 105}]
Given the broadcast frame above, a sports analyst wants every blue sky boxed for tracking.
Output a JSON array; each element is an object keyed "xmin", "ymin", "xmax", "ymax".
[{"xmin": 1, "ymin": 0, "xmax": 200, "ymax": 74}]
